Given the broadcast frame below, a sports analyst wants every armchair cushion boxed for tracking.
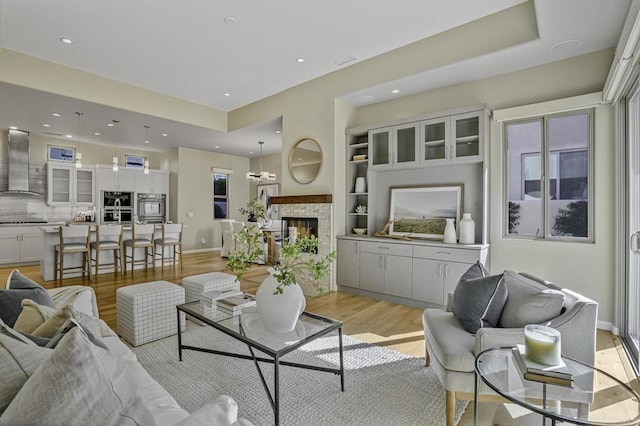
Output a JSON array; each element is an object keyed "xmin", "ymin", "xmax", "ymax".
[
  {"xmin": 499, "ymin": 270, "xmax": 565, "ymax": 328},
  {"xmin": 452, "ymin": 273, "xmax": 507, "ymax": 333},
  {"xmin": 423, "ymin": 309, "xmax": 476, "ymax": 373}
]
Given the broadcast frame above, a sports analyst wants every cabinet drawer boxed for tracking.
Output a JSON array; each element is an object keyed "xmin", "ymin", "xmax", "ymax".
[
  {"xmin": 359, "ymin": 241, "xmax": 412, "ymax": 257},
  {"xmin": 412, "ymin": 245, "xmax": 479, "ymax": 263}
]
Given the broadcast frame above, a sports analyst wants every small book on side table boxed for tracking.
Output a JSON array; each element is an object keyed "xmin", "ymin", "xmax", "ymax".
[
  {"xmin": 216, "ymin": 293, "xmax": 257, "ymax": 314},
  {"xmin": 200, "ymin": 289, "xmax": 243, "ymax": 308},
  {"xmin": 512, "ymin": 345, "xmax": 573, "ymax": 387}
]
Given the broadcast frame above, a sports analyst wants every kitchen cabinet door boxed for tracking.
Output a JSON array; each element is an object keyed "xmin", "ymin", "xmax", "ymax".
[
  {"xmin": 19, "ymin": 230, "xmax": 42, "ymax": 263},
  {"xmin": 383, "ymin": 255, "xmax": 413, "ymax": 298},
  {"xmin": 47, "ymin": 163, "xmax": 72, "ymax": 205},
  {"xmin": 337, "ymin": 239, "xmax": 360, "ymax": 288},
  {"xmin": 412, "ymin": 257, "xmax": 444, "ymax": 305},
  {"xmin": 75, "ymin": 167, "xmax": 95, "ymax": 205},
  {"xmin": 98, "ymin": 168, "xmax": 137, "ymax": 192},
  {"xmin": 0, "ymin": 231, "xmax": 20, "ymax": 264},
  {"xmin": 359, "ymin": 252, "xmax": 385, "ymax": 293}
]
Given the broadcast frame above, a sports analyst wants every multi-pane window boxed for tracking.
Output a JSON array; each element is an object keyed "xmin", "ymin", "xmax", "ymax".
[
  {"xmin": 505, "ymin": 110, "xmax": 592, "ymax": 240},
  {"xmin": 213, "ymin": 173, "xmax": 229, "ymax": 219},
  {"xmin": 125, "ymin": 154, "xmax": 146, "ymax": 169},
  {"xmin": 48, "ymin": 145, "xmax": 75, "ymax": 162}
]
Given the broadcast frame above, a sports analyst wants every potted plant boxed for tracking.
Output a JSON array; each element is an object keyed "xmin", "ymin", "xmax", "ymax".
[
  {"xmin": 226, "ymin": 225, "xmax": 336, "ymax": 333},
  {"xmin": 239, "ymin": 198, "xmax": 267, "ymax": 223}
]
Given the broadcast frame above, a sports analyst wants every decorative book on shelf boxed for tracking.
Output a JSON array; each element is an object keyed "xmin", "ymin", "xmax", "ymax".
[
  {"xmin": 512, "ymin": 345, "xmax": 573, "ymax": 387},
  {"xmin": 216, "ymin": 292, "xmax": 257, "ymax": 314}
]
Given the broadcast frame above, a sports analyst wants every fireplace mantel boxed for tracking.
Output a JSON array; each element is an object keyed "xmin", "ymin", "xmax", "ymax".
[{"xmin": 270, "ymin": 194, "xmax": 332, "ymax": 204}]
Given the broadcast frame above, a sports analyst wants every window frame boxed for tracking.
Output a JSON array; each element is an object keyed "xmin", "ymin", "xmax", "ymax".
[
  {"xmin": 125, "ymin": 154, "xmax": 146, "ymax": 169},
  {"xmin": 212, "ymin": 172, "xmax": 229, "ymax": 220},
  {"xmin": 47, "ymin": 144, "xmax": 76, "ymax": 163},
  {"xmin": 503, "ymin": 108, "xmax": 595, "ymax": 242}
]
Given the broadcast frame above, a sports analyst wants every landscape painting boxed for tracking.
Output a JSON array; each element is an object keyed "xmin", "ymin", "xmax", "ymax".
[{"xmin": 389, "ymin": 185, "xmax": 463, "ymax": 239}]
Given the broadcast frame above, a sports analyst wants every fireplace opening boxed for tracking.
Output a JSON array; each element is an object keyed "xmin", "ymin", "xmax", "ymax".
[{"xmin": 281, "ymin": 217, "xmax": 319, "ymax": 254}]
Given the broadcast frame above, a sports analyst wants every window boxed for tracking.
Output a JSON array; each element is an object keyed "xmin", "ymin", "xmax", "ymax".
[
  {"xmin": 505, "ymin": 110, "xmax": 593, "ymax": 240},
  {"xmin": 48, "ymin": 145, "xmax": 75, "ymax": 162},
  {"xmin": 125, "ymin": 154, "xmax": 146, "ymax": 169},
  {"xmin": 213, "ymin": 173, "xmax": 229, "ymax": 219}
]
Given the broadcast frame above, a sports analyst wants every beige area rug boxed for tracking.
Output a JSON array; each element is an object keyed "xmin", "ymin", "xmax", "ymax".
[{"xmin": 131, "ymin": 321, "xmax": 467, "ymax": 425}]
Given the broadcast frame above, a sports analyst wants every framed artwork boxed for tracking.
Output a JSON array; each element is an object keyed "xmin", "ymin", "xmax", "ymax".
[
  {"xmin": 257, "ymin": 183, "xmax": 279, "ymax": 220},
  {"xmin": 389, "ymin": 184, "xmax": 463, "ymax": 239}
]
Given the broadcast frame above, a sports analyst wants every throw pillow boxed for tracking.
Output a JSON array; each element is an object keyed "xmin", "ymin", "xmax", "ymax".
[
  {"xmin": 0, "ymin": 321, "xmax": 49, "ymax": 347},
  {"xmin": 46, "ymin": 318, "xmax": 108, "ymax": 350},
  {"xmin": 12, "ymin": 300, "xmax": 49, "ymax": 334},
  {"xmin": 498, "ymin": 270, "xmax": 566, "ymax": 328},
  {"xmin": 452, "ymin": 273, "xmax": 507, "ymax": 333},
  {"xmin": 0, "ymin": 333, "xmax": 52, "ymax": 414},
  {"xmin": 0, "ymin": 271, "xmax": 55, "ymax": 327},
  {"xmin": 30, "ymin": 305, "xmax": 72, "ymax": 338},
  {"xmin": 0, "ymin": 327, "xmax": 155, "ymax": 426},
  {"xmin": 460, "ymin": 260, "xmax": 489, "ymax": 281}
]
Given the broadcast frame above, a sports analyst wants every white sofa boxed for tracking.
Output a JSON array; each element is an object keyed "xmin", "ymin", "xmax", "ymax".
[{"xmin": 1, "ymin": 282, "xmax": 252, "ymax": 426}]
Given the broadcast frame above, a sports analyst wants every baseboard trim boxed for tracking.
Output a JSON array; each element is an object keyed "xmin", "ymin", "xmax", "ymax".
[
  {"xmin": 597, "ymin": 320, "xmax": 619, "ymax": 335},
  {"xmin": 184, "ymin": 248, "xmax": 218, "ymax": 254}
]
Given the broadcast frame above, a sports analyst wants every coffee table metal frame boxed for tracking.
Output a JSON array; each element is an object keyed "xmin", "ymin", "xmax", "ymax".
[
  {"xmin": 176, "ymin": 301, "xmax": 345, "ymax": 425},
  {"xmin": 474, "ymin": 346, "xmax": 640, "ymax": 426}
]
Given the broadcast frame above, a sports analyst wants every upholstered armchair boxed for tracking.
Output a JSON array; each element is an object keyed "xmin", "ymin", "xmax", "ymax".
[
  {"xmin": 422, "ymin": 270, "xmax": 598, "ymax": 426},
  {"xmin": 219, "ymin": 220, "xmax": 235, "ymax": 258}
]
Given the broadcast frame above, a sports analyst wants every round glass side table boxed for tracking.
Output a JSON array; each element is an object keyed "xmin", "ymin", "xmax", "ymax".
[{"xmin": 474, "ymin": 347, "xmax": 640, "ymax": 426}]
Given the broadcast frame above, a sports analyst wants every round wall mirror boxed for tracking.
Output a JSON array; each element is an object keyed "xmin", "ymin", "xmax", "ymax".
[{"xmin": 288, "ymin": 138, "xmax": 322, "ymax": 184}]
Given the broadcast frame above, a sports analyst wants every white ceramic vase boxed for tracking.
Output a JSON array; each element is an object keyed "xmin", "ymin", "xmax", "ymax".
[
  {"xmin": 256, "ymin": 268, "xmax": 306, "ymax": 333},
  {"xmin": 459, "ymin": 213, "xmax": 475, "ymax": 244},
  {"xmin": 443, "ymin": 218, "xmax": 457, "ymax": 244},
  {"xmin": 354, "ymin": 177, "xmax": 367, "ymax": 193}
]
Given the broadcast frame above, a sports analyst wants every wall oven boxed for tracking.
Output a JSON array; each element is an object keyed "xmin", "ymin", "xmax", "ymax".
[
  {"xmin": 101, "ymin": 191, "xmax": 133, "ymax": 224},
  {"xmin": 137, "ymin": 193, "xmax": 166, "ymax": 224}
]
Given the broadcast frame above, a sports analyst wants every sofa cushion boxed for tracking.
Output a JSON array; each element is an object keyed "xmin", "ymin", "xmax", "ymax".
[
  {"xmin": 46, "ymin": 318, "xmax": 108, "ymax": 350},
  {"xmin": 423, "ymin": 309, "xmax": 476, "ymax": 373},
  {"xmin": 452, "ymin": 273, "xmax": 507, "ymax": 333},
  {"xmin": 12, "ymin": 299, "xmax": 56, "ymax": 334},
  {"xmin": 499, "ymin": 270, "xmax": 565, "ymax": 328},
  {"xmin": 0, "ymin": 271, "xmax": 55, "ymax": 327},
  {"xmin": 0, "ymin": 332, "xmax": 52, "ymax": 414},
  {"xmin": 0, "ymin": 327, "xmax": 155, "ymax": 426}
]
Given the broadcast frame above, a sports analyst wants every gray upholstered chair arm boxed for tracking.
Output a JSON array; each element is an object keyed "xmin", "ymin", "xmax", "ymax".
[
  {"xmin": 474, "ymin": 327, "xmax": 525, "ymax": 355},
  {"xmin": 545, "ymin": 301, "xmax": 598, "ymax": 365}
]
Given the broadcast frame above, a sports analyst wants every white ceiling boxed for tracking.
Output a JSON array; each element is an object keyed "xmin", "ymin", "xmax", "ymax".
[{"xmin": 0, "ymin": 0, "xmax": 631, "ymax": 157}]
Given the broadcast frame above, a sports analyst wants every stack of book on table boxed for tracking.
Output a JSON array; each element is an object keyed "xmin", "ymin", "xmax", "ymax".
[
  {"xmin": 216, "ymin": 293, "xmax": 257, "ymax": 316},
  {"xmin": 200, "ymin": 289, "xmax": 243, "ymax": 308},
  {"xmin": 512, "ymin": 344, "xmax": 573, "ymax": 387}
]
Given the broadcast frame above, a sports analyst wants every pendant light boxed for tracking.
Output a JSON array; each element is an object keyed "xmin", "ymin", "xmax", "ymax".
[
  {"xmin": 246, "ymin": 141, "xmax": 276, "ymax": 182},
  {"xmin": 143, "ymin": 125, "xmax": 150, "ymax": 174},
  {"xmin": 74, "ymin": 112, "xmax": 83, "ymax": 168},
  {"xmin": 112, "ymin": 119, "xmax": 119, "ymax": 172}
]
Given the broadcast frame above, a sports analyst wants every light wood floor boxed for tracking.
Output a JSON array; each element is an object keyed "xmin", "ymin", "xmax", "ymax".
[{"xmin": 3, "ymin": 251, "xmax": 639, "ymax": 424}]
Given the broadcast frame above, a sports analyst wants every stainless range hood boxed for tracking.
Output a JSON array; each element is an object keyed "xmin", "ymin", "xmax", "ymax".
[{"xmin": 0, "ymin": 129, "xmax": 44, "ymax": 197}]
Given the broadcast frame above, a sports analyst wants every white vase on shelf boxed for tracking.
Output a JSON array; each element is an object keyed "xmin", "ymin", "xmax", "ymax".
[
  {"xmin": 354, "ymin": 177, "xmax": 367, "ymax": 193},
  {"xmin": 459, "ymin": 213, "xmax": 475, "ymax": 244},
  {"xmin": 443, "ymin": 218, "xmax": 457, "ymax": 244}
]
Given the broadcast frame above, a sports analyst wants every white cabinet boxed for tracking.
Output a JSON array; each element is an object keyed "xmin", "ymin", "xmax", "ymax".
[
  {"xmin": 337, "ymin": 239, "xmax": 360, "ymax": 288},
  {"xmin": 419, "ymin": 110, "xmax": 485, "ymax": 165},
  {"xmin": 135, "ymin": 170, "xmax": 169, "ymax": 194},
  {"xmin": 0, "ymin": 227, "xmax": 42, "ymax": 265},
  {"xmin": 47, "ymin": 163, "xmax": 95, "ymax": 206},
  {"xmin": 337, "ymin": 236, "xmax": 488, "ymax": 308},
  {"xmin": 369, "ymin": 123, "xmax": 419, "ymax": 170},
  {"xmin": 97, "ymin": 167, "xmax": 136, "ymax": 192},
  {"xmin": 358, "ymin": 241, "xmax": 413, "ymax": 298}
]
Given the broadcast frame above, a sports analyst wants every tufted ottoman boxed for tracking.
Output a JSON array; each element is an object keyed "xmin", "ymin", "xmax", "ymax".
[
  {"xmin": 181, "ymin": 272, "xmax": 239, "ymax": 303},
  {"xmin": 116, "ymin": 281, "xmax": 185, "ymax": 346}
]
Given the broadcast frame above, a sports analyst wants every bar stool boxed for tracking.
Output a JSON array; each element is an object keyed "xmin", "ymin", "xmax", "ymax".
[
  {"xmin": 90, "ymin": 225, "xmax": 124, "ymax": 277},
  {"xmin": 154, "ymin": 223, "xmax": 183, "ymax": 270},
  {"xmin": 54, "ymin": 225, "xmax": 91, "ymax": 286},
  {"xmin": 123, "ymin": 224, "xmax": 155, "ymax": 273}
]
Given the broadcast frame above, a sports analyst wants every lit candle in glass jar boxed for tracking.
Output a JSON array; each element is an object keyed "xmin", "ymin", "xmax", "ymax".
[{"xmin": 524, "ymin": 324, "xmax": 561, "ymax": 365}]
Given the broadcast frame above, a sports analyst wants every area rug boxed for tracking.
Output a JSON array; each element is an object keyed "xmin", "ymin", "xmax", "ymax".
[{"xmin": 130, "ymin": 322, "xmax": 467, "ymax": 425}]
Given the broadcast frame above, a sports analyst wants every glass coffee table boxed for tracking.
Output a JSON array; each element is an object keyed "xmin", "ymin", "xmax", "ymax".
[
  {"xmin": 474, "ymin": 347, "xmax": 640, "ymax": 426},
  {"xmin": 176, "ymin": 301, "xmax": 344, "ymax": 425}
]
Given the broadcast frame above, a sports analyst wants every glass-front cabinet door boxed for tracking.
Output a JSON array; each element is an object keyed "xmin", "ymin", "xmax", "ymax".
[
  {"xmin": 420, "ymin": 117, "xmax": 449, "ymax": 165},
  {"xmin": 452, "ymin": 111, "xmax": 483, "ymax": 163},
  {"xmin": 75, "ymin": 167, "xmax": 95, "ymax": 205},
  {"xmin": 369, "ymin": 128, "xmax": 392, "ymax": 169},
  {"xmin": 394, "ymin": 123, "xmax": 419, "ymax": 167},
  {"xmin": 47, "ymin": 163, "xmax": 72, "ymax": 205}
]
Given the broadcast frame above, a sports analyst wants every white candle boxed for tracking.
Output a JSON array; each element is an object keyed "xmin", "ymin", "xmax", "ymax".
[{"xmin": 524, "ymin": 324, "xmax": 561, "ymax": 366}]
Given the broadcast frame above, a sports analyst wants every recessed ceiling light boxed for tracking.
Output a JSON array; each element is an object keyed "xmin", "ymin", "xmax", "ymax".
[
  {"xmin": 296, "ymin": 58, "xmax": 305, "ymax": 63},
  {"xmin": 549, "ymin": 39, "xmax": 582, "ymax": 56},
  {"xmin": 42, "ymin": 123, "xmax": 51, "ymax": 127},
  {"xmin": 66, "ymin": 134, "xmax": 73, "ymax": 138},
  {"xmin": 215, "ymin": 145, "xmax": 221, "ymax": 149},
  {"xmin": 223, "ymin": 16, "xmax": 237, "ymax": 25},
  {"xmin": 144, "ymin": 140, "xmax": 149, "ymax": 144},
  {"xmin": 9, "ymin": 126, "xmax": 17, "ymax": 130},
  {"xmin": 224, "ymin": 92, "xmax": 231, "ymax": 97},
  {"xmin": 107, "ymin": 123, "xmax": 114, "ymax": 127},
  {"xmin": 391, "ymin": 89, "xmax": 400, "ymax": 94},
  {"xmin": 249, "ymin": 151, "xmax": 254, "ymax": 154},
  {"xmin": 60, "ymin": 37, "xmax": 73, "ymax": 44},
  {"xmin": 51, "ymin": 112, "xmax": 61, "ymax": 117},
  {"xmin": 94, "ymin": 132, "xmax": 100, "ymax": 136},
  {"xmin": 276, "ymin": 130, "xmax": 281, "ymax": 134},
  {"xmin": 162, "ymin": 133, "xmax": 168, "ymax": 137}
]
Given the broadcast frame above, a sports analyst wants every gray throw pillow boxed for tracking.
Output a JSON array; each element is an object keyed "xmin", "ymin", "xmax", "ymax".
[
  {"xmin": 46, "ymin": 318, "xmax": 108, "ymax": 350},
  {"xmin": 452, "ymin": 273, "xmax": 507, "ymax": 333},
  {"xmin": 0, "ymin": 271, "xmax": 55, "ymax": 327},
  {"xmin": 460, "ymin": 261, "xmax": 489, "ymax": 281},
  {"xmin": 498, "ymin": 270, "xmax": 566, "ymax": 328}
]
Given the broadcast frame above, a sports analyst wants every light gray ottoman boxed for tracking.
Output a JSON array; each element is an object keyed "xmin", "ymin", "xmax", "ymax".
[
  {"xmin": 116, "ymin": 281, "xmax": 185, "ymax": 346},
  {"xmin": 182, "ymin": 272, "xmax": 239, "ymax": 303}
]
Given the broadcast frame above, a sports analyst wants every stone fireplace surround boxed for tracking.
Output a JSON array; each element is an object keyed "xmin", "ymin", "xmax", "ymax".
[{"xmin": 270, "ymin": 194, "xmax": 332, "ymax": 296}]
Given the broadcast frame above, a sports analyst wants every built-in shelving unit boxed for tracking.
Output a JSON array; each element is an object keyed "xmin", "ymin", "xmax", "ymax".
[{"xmin": 346, "ymin": 134, "xmax": 369, "ymax": 235}]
